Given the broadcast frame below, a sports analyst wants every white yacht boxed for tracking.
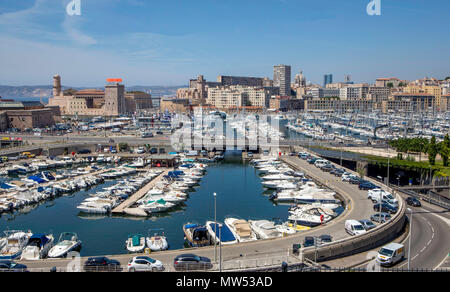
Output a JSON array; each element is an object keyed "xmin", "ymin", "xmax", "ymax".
[
  {"xmin": 138, "ymin": 199, "xmax": 175, "ymax": 214},
  {"xmin": 0, "ymin": 230, "xmax": 33, "ymax": 260},
  {"xmin": 48, "ymin": 232, "xmax": 81, "ymax": 258},
  {"xmin": 205, "ymin": 221, "xmax": 238, "ymax": 245},
  {"xmin": 224, "ymin": 218, "xmax": 257, "ymax": 243},
  {"xmin": 288, "ymin": 206, "xmax": 335, "ymax": 227},
  {"xmin": 248, "ymin": 220, "xmax": 283, "ymax": 239}
]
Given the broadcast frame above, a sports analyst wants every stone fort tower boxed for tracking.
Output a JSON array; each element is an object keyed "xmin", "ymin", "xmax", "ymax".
[
  {"xmin": 53, "ymin": 74, "xmax": 62, "ymax": 97},
  {"xmin": 104, "ymin": 82, "xmax": 125, "ymax": 116}
]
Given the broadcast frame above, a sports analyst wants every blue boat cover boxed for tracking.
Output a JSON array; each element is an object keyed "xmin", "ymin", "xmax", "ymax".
[
  {"xmin": 208, "ymin": 223, "xmax": 236, "ymax": 243},
  {"xmin": 184, "ymin": 224, "xmax": 199, "ymax": 229},
  {"xmin": 28, "ymin": 176, "xmax": 46, "ymax": 184},
  {"xmin": 0, "ymin": 182, "xmax": 15, "ymax": 189},
  {"xmin": 29, "ymin": 234, "xmax": 50, "ymax": 247}
]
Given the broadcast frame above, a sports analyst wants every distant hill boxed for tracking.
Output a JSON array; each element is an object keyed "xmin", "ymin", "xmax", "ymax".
[{"xmin": 0, "ymin": 85, "xmax": 186, "ymax": 100}]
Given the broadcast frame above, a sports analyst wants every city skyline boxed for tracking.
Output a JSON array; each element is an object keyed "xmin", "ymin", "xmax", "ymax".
[{"xmin": 0, "ymin": 0, "xmax": 449, "ymax": 87}]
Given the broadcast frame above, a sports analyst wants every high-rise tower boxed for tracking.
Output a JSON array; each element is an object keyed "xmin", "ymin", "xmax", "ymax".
[{"xmin": 274, "ymin": 65, "xmax": 291, "ymax": 96}]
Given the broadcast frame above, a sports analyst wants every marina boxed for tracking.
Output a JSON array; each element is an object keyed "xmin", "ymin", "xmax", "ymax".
[{"xmin": 0, "ymin": 157, "xmax": 300, "ymax": 256}]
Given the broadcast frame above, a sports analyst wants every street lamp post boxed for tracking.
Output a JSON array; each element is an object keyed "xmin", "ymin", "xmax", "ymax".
[
  {"xmin": 219, "ymin": 225, "xmax": 222, "ymax": 272},
  {"xmin": 387, "ymin": 142, "xmax": 390, "ymax": 187},
  {"xmin": 214, "ymin": 192, "xmax": 217, "ymax": 263},
  {"xmin": 407, "ymin": 208, "xmax": 413, "ymax": 270}
]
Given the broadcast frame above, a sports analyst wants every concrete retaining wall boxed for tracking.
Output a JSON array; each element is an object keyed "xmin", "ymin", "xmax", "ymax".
[{"xmin": 302, "ymin": 187, "xmax": 406, "ymax": 262}]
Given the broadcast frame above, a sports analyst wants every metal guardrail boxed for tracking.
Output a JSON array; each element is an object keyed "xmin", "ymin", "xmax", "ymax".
[{"xmin": 399, "ymin": 189, "xmax": 450, "ymax": 210}]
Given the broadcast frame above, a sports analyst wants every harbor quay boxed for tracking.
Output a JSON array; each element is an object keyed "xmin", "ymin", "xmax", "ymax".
[{"xmin": 1, "ymin": 148, "xmax": 406, "ymax": 272}]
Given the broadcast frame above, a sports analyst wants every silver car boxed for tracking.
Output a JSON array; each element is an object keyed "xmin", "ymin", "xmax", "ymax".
[{"xmin": 127, "ymin": 256, "xmax": 164, "ymax": 272}]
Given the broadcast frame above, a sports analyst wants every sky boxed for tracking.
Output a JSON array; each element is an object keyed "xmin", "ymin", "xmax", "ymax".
[{"xmin": 0, "ymin": 0, "xmax": 449, "ymax": 87}]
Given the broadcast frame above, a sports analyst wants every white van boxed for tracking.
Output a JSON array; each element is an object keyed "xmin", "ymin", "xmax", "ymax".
[
  {"xmin": 376, "ymin": 243, "xmax": 405, "ymax": 266},
  {"xmin": 345, "ymin": 220, "xmax": 367, "ymax": 236},
  {"xmin": 368, "ymin": 189, "xmax": 398, "ymax": 204}
]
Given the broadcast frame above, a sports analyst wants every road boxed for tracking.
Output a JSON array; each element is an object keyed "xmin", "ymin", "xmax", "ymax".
[
  {"xmin": 17, "ymin": 155, "xmax": 381, "ymax": 272},
  {"xmin": 395, "ymin": 200, "xmax": 450, "ymax": 270}
]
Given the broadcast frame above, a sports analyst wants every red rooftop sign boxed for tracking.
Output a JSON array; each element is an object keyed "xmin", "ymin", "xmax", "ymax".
[{"xmin": 106, "ymin": 78, "xmax": 123, "ymax": 83}]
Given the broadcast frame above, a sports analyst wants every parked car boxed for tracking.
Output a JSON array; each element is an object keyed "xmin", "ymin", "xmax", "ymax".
[
  {"xmin": 159, "ymin": 148, "xmax": 166, "ymax": 154},
  {"xmin": 375, "ymin": 198, "xmax": 399, "ymax": 209},
  {"xmin": 307, "ymin": 158, "xmax": 318, "ymax": 164},
  {"xmin": 303, "ymin": 236, "xmax": 316, "ymax": 247},
  {"xmin": 77, "ymin": 149, "xmax": 91, "ymax": 154},
  {"xmin": 331, "ymin": 169, "xmax": 345, "ymax": 176},
  {"xmin": 318, "ymin": 234, "xmax": 332, "ymax": 245},
  {"xmin": 373, "ymin": 203, "xmax": 398, "ymax": 214},
  {"xmin": 156, "ymin": 131, "xmax": 164, "ymax": 135},
  {"xmin": 173, "ymin": 254, "xmax": 213, "ymax": 271},
  {"xmin": 150, "ymin": 148, "xmax": 158, "ymax": 154},
  {"xmin": 345, "ymin": 220, "xmax": 367, "ymax": 236},
  {"xmin": 342, "ymin": 173, "xmax": 356, "ymax": 182},
  {"xmin": 359, "ymin": 181, "xmax": 378, "ymax": 190},
  {"xmin": 141, "ymin": 132, "xmax": 154, "ymax": 138},
  {"xmin": 83, "ymin": 257, "xmax": 121, "ymax": 272},
  {"xmin": 406, "ymin": 197, "xmax": 422, "ymax": 207},
  {"xmin": 371, "ymin": 212, "xmax": 392, "ymax": 223},
  {"xmin": 320, "ymin": 164, "xmax": 334, "ymax": 172},
  {"xmin": 376, "ymin": 243, "xmax": 405, "ymax": 267},
  {"xmin": 368, "ymin": 189, "xmax": 397, "ymax": 204},
  {"xmin": 127, "ymin": 256, "xmax": 164, "ymax": 272},
  {"xmin": 0, "ymin": 261, "xmax": 28, "ymax": 272},
  {"xmin": 136, "ymin": 147, "xmax": 146, "ymax": 154},
  {"xmin": 22, "ymin": 152, "xmax": 36, "ymax": 159},
  {"xmin": 359, "ymin": 219, "xmax": 377, "ymax": 231},
  {"xmin": 348, "ymin": 177, "xmax": 363, "ymax": 185}
]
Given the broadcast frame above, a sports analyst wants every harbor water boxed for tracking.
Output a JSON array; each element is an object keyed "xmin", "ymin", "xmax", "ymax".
[{"xmin": 1, "ymin": 158, "xmax": 295, "ymax": 256}]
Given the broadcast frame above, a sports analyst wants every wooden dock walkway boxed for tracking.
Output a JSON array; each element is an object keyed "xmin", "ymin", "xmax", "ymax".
[{"xmin": 111, "ymin": 170, "xmax": 170, "ymax": 214}]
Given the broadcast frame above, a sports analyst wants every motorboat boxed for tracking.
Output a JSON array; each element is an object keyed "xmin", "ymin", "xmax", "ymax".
[
  {"xmin": 126, "ymin": 234, "xmax": 146, "ymax": 253},
  {"xmin": 0, "ymin": 230, "xmax": 32, "ymax": 260},
  {"xmin": 248, "ymin": 220, "xmax": 283, "ymax": 239},
  {"xmin": 224, "ymin": 218, "xmax": 257, "ymax": 243},
  {"xmin": 146, "ymin": 232, "xmax": 169, "ymax": 252},
  {"xmin": 20, "ymin": 233, "xmax": 55, "ymax": 260},
  {"xmin": 48, "ymin": 232, "xmax": 82, "ymax": 258},
  {"xmin": 183, "ymin": 223, "xmax": 210, "ymax": 247},
  {"xmin": 288, "ymin": 206, "xmax": 335, "ymax": 227},
  {"xmin": 138, "ymin": 199, "xmax": 175, "ymax": 214},
  {"xmin": 261, "ymin": 174, "xmax": 295, "ymax": 181},
  {"xmin": 206, "ymin": 221, "xmax": 238, "ymax": 245}
]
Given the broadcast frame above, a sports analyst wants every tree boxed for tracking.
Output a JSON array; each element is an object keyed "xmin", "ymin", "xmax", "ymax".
[
  {"xmin": 386, "ymin": 82, "xmax": 394, "ymax": 88},
  {"xmin": 428, "ymin": 136, "xmax": 438, "ymax": 165},
  {"xmin": 439, "ymin": 134, "xmax": 450, "ymax": 167}
]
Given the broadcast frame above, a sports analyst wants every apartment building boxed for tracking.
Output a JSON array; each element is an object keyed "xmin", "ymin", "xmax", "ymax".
[{"xmin": 207, "ymin": 86, "xmax": 271, "ymax": 109}]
